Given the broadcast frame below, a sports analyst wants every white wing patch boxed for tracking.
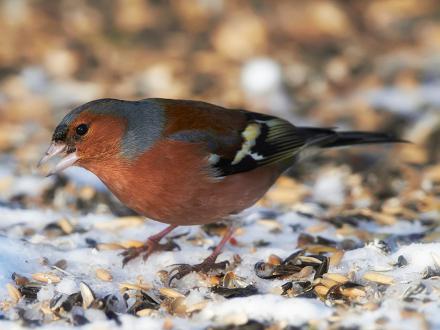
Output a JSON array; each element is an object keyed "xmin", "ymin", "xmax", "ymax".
[{"xmin": 231, "ymin": 123, "xmax": 263, "ymax": 165}]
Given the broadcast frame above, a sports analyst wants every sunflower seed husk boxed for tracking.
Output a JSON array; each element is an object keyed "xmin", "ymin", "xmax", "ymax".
[
  {"xmin": 363, "ymin": 272, "xmax": 394, "ymax": 285},
  {"xmin": 6, "ymin": 283, "xmax": 22, "ymax": 303},
  {"xmin": 163, "ymin": 296, "xmax": 187, "ymax": 316},
  {"xmin": 12, "ymin": 273, "xmax": 29, "ymax": 286},
  {"xmin": 323, "ymin": 273, "xmax": 349, "ymax": 284},
  {"xmin": 97, "ymin": 243, "xmax": 124, "ymax": 251},
  {"xmin": 340, "ymin": 285, "xmax": 366, "ymax": 298},
  {"xmin": 136, "ymin": 308, "xmax": 155, "ymax": 317},
  {"xmin": 120, "ymin": 240, "xmax": 144, "ymax": 249},
  {"xmin": 32, "ymin": 273, "xmax": 61, "ymax": 284},
  {"xmin": 305, "ymin": 245, "xmax": 338, "ymax": 254},
  {"xmin": 314, "ymin": 285, "xmax": 329, "ymax": 297},
  {"xmin": 318, "ymin": 278, "xmax": 339, "ymax": 288},
  {"xmin": 119, "ymin": 282, "xmax": 152, "ymax": 292},
  {"xmin": 186, "ymin": 301, "xmax": 208, "ymax": 313},
  {"xmin": 58, "ymin": 218, "xmax": 74, "ymax": 234},
  {"xmin": 211, "ymin": 285, "xmax": 258, "ymax": 299},
  {"xmin": 159, "ymin": 287, "xmax": 185, "ymax": 299},
  {"xmin": 298, "ymin": 256, "xmax": 323, "ymax": 264},
  {"xmin": 80, "ymin": 282, "xmax": 95, "ymax": 309},
  {"xmin": 95, "ymin": 268, "xmax": 112, "ymax": 282},
  {"xmin": 329, "ymin": 250, "xmax": 344, "ymax": 266},
  {"xmin": 267, "ymin": 254, "xmax": 283, "ymax": 265}
]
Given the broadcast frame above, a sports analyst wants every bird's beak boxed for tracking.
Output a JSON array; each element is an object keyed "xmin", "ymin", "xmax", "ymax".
[{"xmin": 38, "ymin": 142, "xmax": 79, "ymax": 176}]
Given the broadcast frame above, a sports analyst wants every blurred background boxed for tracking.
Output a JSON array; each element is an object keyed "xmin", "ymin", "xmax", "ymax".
[{"xmin": 0, "ymin": 0, "xmax": 438, "ymax": 214}]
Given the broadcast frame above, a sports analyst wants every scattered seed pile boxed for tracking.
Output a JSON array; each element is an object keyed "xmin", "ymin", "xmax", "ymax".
[{"xmin": 0, "ymin": 161, "xmax": 438, "ymax": 329}]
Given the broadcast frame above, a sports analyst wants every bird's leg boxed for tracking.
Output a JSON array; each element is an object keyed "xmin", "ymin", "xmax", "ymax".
[
  {"xmin": 168, "ymin": 226, "xmax": 235, "ymax": 284},
  {"xmin": 121, "ymin": 224, "xmax": 179, "ymax": 266}
]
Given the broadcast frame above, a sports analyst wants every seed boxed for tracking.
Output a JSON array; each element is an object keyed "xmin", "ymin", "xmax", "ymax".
[
  {"xmin": 186, "ymin": 301, "xmax": 208, "ymax": 313},
  {"xmin": 6, "ymin": 284, "xmax": 21, "ymax": 303},
  {"xmin": 319, "ymin": 278, "xmax": 338, "ymax": 288},
  {"xmin": 32, "ymin": 273, "xmax": 61, "ymax": 284},
  {"xmin": 169, "ymin": 297, "xmax": 187, "ymax": 315},
  {"xmin": 363, "ymin": 272, "xmax": 394, "ymax": 285},
  {"xmin": 80, "ymin": 282, "xmax": 95, "ymax": 309},
  {"xmin": 96, "ymin": 268, "xmax": 112, "ymax": 282},
  {"xmin": 267, "ymin": 254, "xmax": 283, "ymax": 265},
  {"xmin": 136, "ymin": 308, "xmax": 154, "ymax": 317},
  {"xmin": 329, "ymin": 250, "xmax": 344, "ymax": 266},
  {"xmin": 306, "ymin": 224, "xmax": 328, "ymax": 233},
  {"xmin": 340, "ymin": 286, "xmax": 366, "ymax": 298},
  {"xmin": 58, "ymin": 218, "xmax": 74, "ymax": 234},
  {"xmin": 297, "ymin": 266, "xmax": 315, "ymax": 279},
  {"xmin": 298, "ymin": 256, "xmax": 322, "ymax": 264},
  {"xmin": 314, "ymin": 285, "xmax": 329, "ymax": 296},
  {"xmin": 306, "ymin": 245, "xmax": 338, "ymax": 253},
  {"xmin": 323, "ymin": 273, "xmax": 349, "ymax": 284},
  {"xmin": 120, "ymin": 240, "xmax": 144, "ymax": 249},
  {"xmin": 364, "ymin": 302, "xmax": 379, "ymax": 311},
  {"xmin": 119, "ymin": 282, "xmax": 152, "ymax": 292},
  {"xmin": 96, "ymin": 243, "xmax": 124, "ymax": 251},
  {"xmin": 159, "ymin": 287, "xmax": 185, "ymax": 299},
  {"xmin": 79, "ymin": 186, "xmax": 95, "ymax": 200}
]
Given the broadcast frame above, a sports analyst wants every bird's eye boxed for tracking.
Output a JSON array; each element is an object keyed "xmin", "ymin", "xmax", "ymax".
[{"xmin": 75, "ymin": 124, "xmax": 89, "ymax": 136}]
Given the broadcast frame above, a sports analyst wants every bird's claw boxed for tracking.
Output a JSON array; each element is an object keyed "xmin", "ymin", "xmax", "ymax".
[
  {"xmin": 120, "ymin": 239, "xmax": 180, "ymax": 266},
  {"xmin": 168, "ymin": 259, "xmax": 229, "ymax": 285}
]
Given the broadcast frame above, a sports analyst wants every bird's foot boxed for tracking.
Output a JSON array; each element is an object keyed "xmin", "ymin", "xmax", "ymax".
[
  {"xmin": 168, "ymin": 255, "xmax": 229, "ymax": 284},
  {"xmin": 121, "ymin": 238, "xmax": 180, "ymax": 266}
]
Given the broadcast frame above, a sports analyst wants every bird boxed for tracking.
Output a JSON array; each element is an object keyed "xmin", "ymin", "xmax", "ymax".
[{"xmin": 39, "ymin": 98, "xmax": 404, "ymax": 282}]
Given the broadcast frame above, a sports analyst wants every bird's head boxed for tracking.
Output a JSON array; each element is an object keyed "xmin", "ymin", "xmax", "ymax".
[{"xmin": 39, "ymin": 98, "xmax": 165, "ymax": 176}]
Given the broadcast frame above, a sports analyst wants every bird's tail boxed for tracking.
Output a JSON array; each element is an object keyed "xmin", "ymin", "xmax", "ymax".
[{"xmin": 296, "ymin": 127, "xmax": 408, "ymax": 149}]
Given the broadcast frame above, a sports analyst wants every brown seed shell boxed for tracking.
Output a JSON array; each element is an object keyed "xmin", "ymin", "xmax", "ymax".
[{"xmin": 268, "ymin": 254, "xmax": 283, "ymax": 265}]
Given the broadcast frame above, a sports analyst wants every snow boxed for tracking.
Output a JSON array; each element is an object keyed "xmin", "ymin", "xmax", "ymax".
[{"xmin": 198, "ymin": 295, "xmax": 331, "ymax": 326}]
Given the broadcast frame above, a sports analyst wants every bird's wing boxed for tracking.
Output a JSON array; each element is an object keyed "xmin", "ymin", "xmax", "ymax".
[
  {"xmin": 206, "ymin": 113, "xmax": 312, "ymax": 176},
  {"xmin": 160, "ymin": 99, "xmax": 314, "ymax": 177}
]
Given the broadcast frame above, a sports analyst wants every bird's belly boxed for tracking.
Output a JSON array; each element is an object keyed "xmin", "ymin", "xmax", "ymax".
[{"xmin": 102, "ymin": 164, "xmax": 282, "ymax": 226}]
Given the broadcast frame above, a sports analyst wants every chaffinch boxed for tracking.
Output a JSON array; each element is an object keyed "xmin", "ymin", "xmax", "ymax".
[{"xmin": 40, "ymin": 98, "xmax": 403, "ymax": 281}]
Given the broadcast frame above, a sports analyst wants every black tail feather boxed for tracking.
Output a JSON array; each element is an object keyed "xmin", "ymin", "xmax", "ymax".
[{"xmin": 297, "ymin": 127, "xmax": 408, "ymax": 149}]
